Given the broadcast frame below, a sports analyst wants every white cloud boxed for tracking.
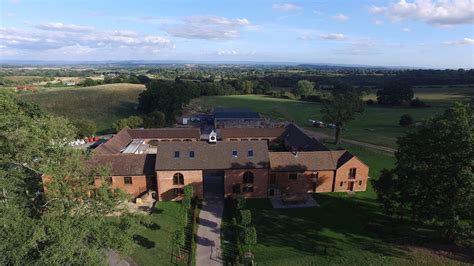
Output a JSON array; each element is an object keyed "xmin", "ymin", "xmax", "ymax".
[
  {"xmin": 402, "ymin": 27, "xmax": 411, "ymax": 32},
  {"xmin": 337, "ymin": 39, "xmax": 378, "ymax": 55},
  {"xmin": 369, "ymin": 0, "xmax": 474, "ymax": 26},
  {"xmin": 445, "ymin": 37, "xmax": 474, "ymax": 45},
  {"xmin": 272, "ymin": 3, "xmax": 302, "ymax": 12},
  {"xmin": 374, "ymin": 19, "xmax": 384, "ymax": 25},
  {"xmin": 36, "ymin": 22, "xmax": 94, "ymax": 32},
  {"xmin": 332, "ymin": 14, "xmax": 349, "ymax": 22},
  {"xmin": 0, "ymin": 24, "xmax": 174, "ymax": 57},
  {"xmin": 216, "ymin": 50, "xmax": 256, "ymax": 56},
  {"xmin": 165, "ymin": 16, "xmax": 253, "ymax": 40},
  {"xmin": 319, "ymin": 33, "xmax": 347, "ymax": 41}
]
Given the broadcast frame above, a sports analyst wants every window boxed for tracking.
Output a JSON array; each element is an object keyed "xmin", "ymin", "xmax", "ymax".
[
  {"xmin": 359, "ymin": 180, "xmax": 362, "ymax": 186},
  {"xmin": 124, "ymin": 176, "xmax": 132, "ymax": 184},
  {"xmin": 173, "ymin": 188, "xmax": 184, "ymax": 196},
  {"xmin": 247, "ymin": 149, "xmax": 254, "ymax": 157},
  {"xmin": 289, "ymin": 173, "xmax": 297, "ymax": 180},
  {"xmin": 242, "ymin": 185, "xmax": 254, "ymax": 192},
  {"xmin": 189, "ymin": 151, "xmax": 195, "ymax": 158},
  {"xmin": 349, "ymin": 168, "xmax": 357, "ymax": 179},
  {"xmin": 340, "ymin": 181, "xmax": 343, "ymax": 187},
  {"xmin": 173, "ymin": 173, "xmax": 184, "ymax": 185},
  {"xmin": 174, "ymin": 151, "xmax": 180, "ymax": 158},
  {"xmin": 232, "ymin": 150, "xmax": 238, "ymax": 157},
  {"xmin": 243, "ymin": 171, "xmax": 254, "ymax": 184},
  {"xmin": 269, "ymin": 173, "xmax": 276, "ymax": 184},
  {"xmin": 311, "ymin": 172, "xmax": 319, "ymax": 182}
]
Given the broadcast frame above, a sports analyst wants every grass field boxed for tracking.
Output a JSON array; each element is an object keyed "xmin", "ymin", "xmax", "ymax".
[
  {"xmin": 195, "ymin": 87, "xmax": 470, "ymax": 148},
  {"xmin": 18, "ymin": 83, "xmax": 145, "ymax": 134},
  {"xmin": 239, "ymin": 143, "xmax": 469, "ymax": 265}
]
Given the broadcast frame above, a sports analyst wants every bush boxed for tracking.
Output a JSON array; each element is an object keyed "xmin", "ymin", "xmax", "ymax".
[
  {"xmin": 143, "ymin": 111, "xmax": 166, "ymax": 128},
  {"xmin": 236, "ymin": 195, "xmax": 246, "ymax": 210},
  {"xmin": 366, "ymin": 99, "xmax": 376, "ymax": 105},
  {"xmin": 239, "ymin": 210, "xmax": 252, "ymax": 227},
  {"xmin": 74, "ymin": 119, "xmax": 96, "ymax": 138},
  {"xmin": 112, "ymin": 116, "xmax": 143, "ymax": 132},
  {"xmin": 410, "ymin": 97, "xmax": 429, "ymax": 108},
  {"xmin": 399, "ymin": 114, "xmax": 414, "ymax": 128}
]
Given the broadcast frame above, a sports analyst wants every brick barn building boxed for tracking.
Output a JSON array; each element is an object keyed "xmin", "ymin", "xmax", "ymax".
[{"xmin": 89, "ymin": 124, "xmax": 369, "ymax": 201}]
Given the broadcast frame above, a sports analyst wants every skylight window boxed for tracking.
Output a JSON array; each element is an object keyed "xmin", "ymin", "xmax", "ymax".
[
  {"xmin": 174, "ymin": 151, "xmax": 180, "ymax": 158},
  {"xmin": 247, "ymin": 149, "xmax": 254, "ymax": 157},
  {"xmin": 189, "ymin": 151, "xmax": 195, "ymax": 158},
  {"xmin": 232, "ymin": 150, "xmax": 238, "ymax": 157}
]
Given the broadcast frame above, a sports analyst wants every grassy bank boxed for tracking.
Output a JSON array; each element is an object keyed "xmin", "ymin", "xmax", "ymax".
[{"xmin": 18, "ymin": 83, "xmax": 145, "ymax": 134}]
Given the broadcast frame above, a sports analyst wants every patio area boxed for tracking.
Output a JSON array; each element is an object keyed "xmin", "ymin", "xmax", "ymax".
[{"xmin": 270, "ymin": 193, "xmax": 320, "ymax": 209}]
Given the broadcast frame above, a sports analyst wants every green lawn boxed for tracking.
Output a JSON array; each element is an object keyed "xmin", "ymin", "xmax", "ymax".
[
  {"xmin": 18, "ymin": 83, "xmax": 145, "ymax": 134},
  {"xmin": 131, "ymin": 201, "xmax": 181, "ymax": 266},
  {"xmin": 240, "ymin": 143, "xmax": 468, "ymax": 265},
  {"xmin": 195, "ymin": 92, "xmax": 465, "ymax": 148}
]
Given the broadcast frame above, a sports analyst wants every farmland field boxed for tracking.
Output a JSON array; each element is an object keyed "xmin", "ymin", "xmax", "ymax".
[
  {"xmin": 18, "ymin": 83, "xmax": 145, "ymax": 134},
  {"xmin": 195, "ymin": 86, "xmax": 471, "ymax": 148}
]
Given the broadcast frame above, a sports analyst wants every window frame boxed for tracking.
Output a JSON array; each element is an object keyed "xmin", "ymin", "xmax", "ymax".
[
  {"xmin": 189, "ymin": 150, "xmax": 195, "ymax": 159},
  {"xmin": 174, "ymin": 151, "xmax": 180, "ymax": 159},
  {"xmin": 173, "ymin": 173, "xmax": 184, "ymax": 185},
  {"xmin": 124, "ymin": 176, "xmax": 133, "ymax": 185},
  {"xmin": 349, "ymin": 168, "xmax": 357, "ymax": 179},
  {"xmin": 289, "ymin": 173, "xmax": 298, "ymax": 180},
  {"xmin": 247, "ymin": 149, "xmax": 254, "ymax": 158},
  {"xmin": 243, "ymin": 171, "xmax": 254, "ymax": 184},
  {"xmin": 232, "ymin": 150, "xmax": 238, "ymax": 158}
]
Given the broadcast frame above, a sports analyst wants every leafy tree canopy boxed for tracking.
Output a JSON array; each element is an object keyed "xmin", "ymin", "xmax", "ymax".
[
  {"xmin": 295, "ymin": 80, "xmax": 315, "ymax": 97},
  {"xmin": 113, "ymin": 116, "xmax": 144, "ymax": 132},
  {"xmin": 376, "ymin": 80, "xmax": 414, "ymax": 106},
  {"xmin": 0, "ymin": 91, "xmax": 140, "ymax": 265},
  {"xmin": 321, "ymin": 83, "xmax": 365, "ymax": 144},
  {"xmin": 374, "ymin": 103, "xmax": 473, "ymax": 240}
]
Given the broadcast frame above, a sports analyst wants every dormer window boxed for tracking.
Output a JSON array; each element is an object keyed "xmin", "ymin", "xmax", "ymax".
[
  {"xmin": 189, "ymin": 151, "xmax": 195, "ymax": 158},
  {"xmin": 232, "ymin": 150, "xmax": 238, "ymax": 157},
  {"xmin": 247, "ymin": 149, "xmax": 254, "ymax": 157},
  {"xmin": 174, "ymin": 151, "xmax": 180, "ymax": 158}
]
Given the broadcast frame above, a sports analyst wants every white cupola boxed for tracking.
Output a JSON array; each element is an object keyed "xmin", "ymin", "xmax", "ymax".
[{"xmin": 209, "ymin": 130, "xmax": 217, "ymax": 143}]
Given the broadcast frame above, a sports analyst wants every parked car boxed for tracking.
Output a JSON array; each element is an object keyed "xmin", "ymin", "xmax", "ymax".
[
  {"xmin": 308, "ymin": 119, "xmax": 325, "ymax": 127},
  {"xmin": 327, "ymin": 123, "xmax": 336, "ymax": 128}
]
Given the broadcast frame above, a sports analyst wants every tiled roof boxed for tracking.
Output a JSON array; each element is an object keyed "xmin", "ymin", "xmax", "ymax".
[
  {"xmin": 94, "ymin": 128, "xmax": 132, "ymax": 155},
  {"xmin": 89, "ymin": 154, "xmax": 156, "ymax": 176},
  {"xmin": 282, "ymin": 124, "xmax": 329, "ymax": 151},
  {"xmin": 220, "ymin": 127, "xmax": 286, "ymax": 139},
  {"xmin": 127, "ymin": 128, "xmax": 200, "ymax": 139},
  {"xmin": 268, "ymin": 150, "xmax": 354, "ymax": 171},
  {"xmin": 155, "ymin": 141, "xmax": 269, "ymax": 170}
]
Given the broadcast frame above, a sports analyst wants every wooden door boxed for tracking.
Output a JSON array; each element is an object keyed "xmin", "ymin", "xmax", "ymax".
[{"xmin": 347, "ymin": 181, "xmax": 354, "ymax": 191}]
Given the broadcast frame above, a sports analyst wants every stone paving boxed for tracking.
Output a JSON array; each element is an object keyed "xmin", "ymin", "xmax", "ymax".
[{"xmin": 195, "ymin": 198, "xmax": 224, "ymax": 266}]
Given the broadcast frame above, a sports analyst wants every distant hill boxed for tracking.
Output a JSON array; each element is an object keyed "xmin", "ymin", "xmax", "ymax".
[{"xmin": 18, "ymin": 83, "xmax": 145, "ymax": 134}]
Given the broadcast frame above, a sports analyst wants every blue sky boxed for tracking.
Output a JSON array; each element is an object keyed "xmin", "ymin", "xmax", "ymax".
[{"xmin": 1, "ymin": 0, "xmax": 473, "ymax": 68}]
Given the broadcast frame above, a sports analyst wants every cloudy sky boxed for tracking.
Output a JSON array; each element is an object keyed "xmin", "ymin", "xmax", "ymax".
[{"xmin": 1, "ymin": 0, "xmax": 473, "ymax": 68}]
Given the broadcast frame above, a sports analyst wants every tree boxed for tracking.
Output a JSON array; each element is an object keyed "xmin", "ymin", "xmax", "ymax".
[
  {"xmin": 374, "ymin": 103, "xmax": 473, "ymax": 240},
  {"xmin": 0, "ymin": 91, "xmax": 138, "ymax": 265},
  {"xmin": 138, "ymin": 80, "xmax": 200, "ymax": 124},
  {"xmin": 240, "ymin": 209, "xmax": 252, "ymax": 227},
  {"xmin": 74, "ymin": 119, "xmax": 97, "ymax": 138},
  {"xmin": 321, "ymin": 83, "xmax": 365, "ymax": 144},
  {"xmin": 399, "ymin": 114, "xmax": 414, "ymax": 127},
  {"xmin": 243, "ymin": 226, "xmax": 257, "ymax": 253},
  {"xmin": 112, "ymin": 116, "xmax": 143, "ymax": 132},
  {"xmin": 137, "ymin": 75, "xmax": 151, "ymax": 84},
  {"xmin": 241, "ymin": 80, "xmax": 254, "ymax": 94},
  {"xmin": 295, "ymin": 80, "xmax": 315, "ymax": 98},
  {"xmin": 143, "ymin": 111, "xmax": 166, "ymax": 128},
  {"xmin": 376, "ymin": 80, "xmax": 414, "ymax": 105},
  {"xmin": 81, "ymin": 78, "xmax": 98, "ymax": 87}
]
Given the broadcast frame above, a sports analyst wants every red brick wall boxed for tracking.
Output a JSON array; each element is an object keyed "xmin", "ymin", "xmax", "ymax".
[
  {"xmin": 333, "ymin": 157, "xmax": 369, "ymax": 192},
  {"xmin": 110, "ymin": 175, "xmax": 147, "ymax": 198},
  {"xmin": 269, "ymin": 170, "xmax": 334, "ymax": 194},
  {"xmin": 224, "ymin": 169, "xmax": 268, "ymax": 198},
  {"xmin": 156, "ymin": 170, "xmax": 203, "ymax": 201}
]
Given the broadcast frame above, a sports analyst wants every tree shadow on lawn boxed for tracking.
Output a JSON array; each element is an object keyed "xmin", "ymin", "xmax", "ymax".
[
  {"xmin": 246, "ymin": 194, "xmax": 410, "ymax": 262},
  {"xmin": 133, "ymin": 234, "xmax": 156, "ymax": 249}
]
